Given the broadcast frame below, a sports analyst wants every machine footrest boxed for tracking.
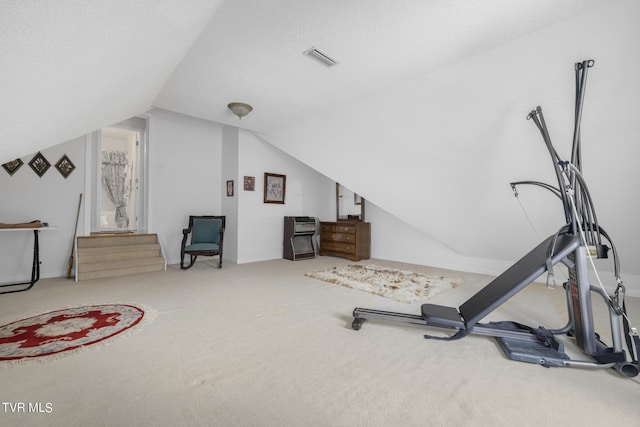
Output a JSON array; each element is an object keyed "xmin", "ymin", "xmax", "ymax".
[{"xmin": 496, "ymin": 336, "xmax": 570, "ymax": 368}]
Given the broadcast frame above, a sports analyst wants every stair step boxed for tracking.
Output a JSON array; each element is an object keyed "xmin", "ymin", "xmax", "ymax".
[
  {"xmin": 75, "ymin": 233, "xmax": 166, "ymax": 281},
  {"xmin": 78, "ymin": 256, "xmax": 165, "ymax": 273},
  {"xmin": 78, "ymin": 244, "xmax": 161, "ymax": 263},
  {"xmin": 77, "ymin": 233, "xmax": 159, "ymax": 248},
  {"xmin": 77, "ymin": 263, "xmax": 165, "ymax": 281}
]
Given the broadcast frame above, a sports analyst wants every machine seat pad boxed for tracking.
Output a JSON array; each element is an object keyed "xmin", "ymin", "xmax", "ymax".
[{"xmin": 421, "ymin": 304, "xmax": 465, "ymax": 329}]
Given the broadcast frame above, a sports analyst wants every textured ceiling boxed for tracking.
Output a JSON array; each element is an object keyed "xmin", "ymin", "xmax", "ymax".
[
  {"xmin": 154, "ymin": 0, "xmax": 607, "ymax": 133},
  {"xmin": 0, "ymin": 0, "xmax": 606, "ymax": 163},
  {"xmin": 0, "ymin": 0, "xmax": 224, "ymax": 163}
]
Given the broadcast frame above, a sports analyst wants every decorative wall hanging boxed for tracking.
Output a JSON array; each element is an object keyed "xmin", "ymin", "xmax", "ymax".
[
  {"xmin": 244, "ymin": 176, "xmax": 255, "ymax": 191},
  {"xmin": 2, "ymin": 158, "xmax": 23, "ymax": 176},
  {"xmin": 226, "ymin": 180, "xmax": 234, "ymax": 196},
  {"xmin": 28, "ymin": 152, "xmax": 51, "ymax": 177},
  {"xmin": 264, "ymin": 173, "xmax": 286, "ymax": 204},
  {"xmin": 55, "ymin": 154, "xmax": 76, "ymax": 178}
]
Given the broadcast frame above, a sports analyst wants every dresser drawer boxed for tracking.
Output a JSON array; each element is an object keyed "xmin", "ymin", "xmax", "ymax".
[
  {"xmin": 320, "ymin": 241, "xmax": 356, "ymax": 254},
  {"xmin": 321, "ymin": 223, "xmax": 355, "ymax": 234},
  {"xmin": 321, "ymin": 233, "xmax": 355, "ymax": 243}
]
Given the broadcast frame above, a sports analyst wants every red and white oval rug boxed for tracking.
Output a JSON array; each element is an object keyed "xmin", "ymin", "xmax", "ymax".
[{"xmin": 0, "ymin": 304, "xmax": 147, "ymax": 364}]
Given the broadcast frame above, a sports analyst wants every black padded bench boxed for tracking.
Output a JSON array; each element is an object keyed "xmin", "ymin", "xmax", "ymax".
[{"xmin": 420, "ymin": 233, "xmax": 580, "ymax": 337}]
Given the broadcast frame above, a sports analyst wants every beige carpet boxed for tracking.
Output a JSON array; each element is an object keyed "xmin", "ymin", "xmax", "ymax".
[{"xmin": 0, "ymin": 256, "xmax": 638, "ymax": 426}]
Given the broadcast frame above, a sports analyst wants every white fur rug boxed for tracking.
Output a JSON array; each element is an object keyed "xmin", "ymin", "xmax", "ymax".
[{"xmin": 305, "ymin": 264, "xmax": 462, "ymax": 303}]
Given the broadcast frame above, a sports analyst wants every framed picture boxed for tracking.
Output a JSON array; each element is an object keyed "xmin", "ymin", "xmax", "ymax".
[
  {"xmin": 29, "ymin": 152, "xmax": 51, "ymax": 177},
  {"xmin": 264, "ymin": 173, "xmax": 286, "ymax": 204},
  {"xmin": 226, "ymin": 180, "xmax": 234, "ymax": 196},
  {"xmin": 244, "ymin": 176, "xmax": 255, "ymax": 191},
  {"xmin": 354, "ymin": 193, "xmax": 362, "ymax": 205},
  {"xmin": 2, "ymin": 158, "xmax": 23, "ymax": 176},
  {"xmin": 55, "ymin": 154, "xmax": 76, "ymax": 179}
]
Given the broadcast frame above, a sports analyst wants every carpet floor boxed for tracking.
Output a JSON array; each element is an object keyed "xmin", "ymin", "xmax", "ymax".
[{"xmin": 0, "ymin": 256, "xmax": 638, "ymax": 426}]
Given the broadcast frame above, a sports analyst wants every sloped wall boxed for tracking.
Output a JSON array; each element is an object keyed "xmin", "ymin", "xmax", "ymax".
[
  {"xmin": 0, "ymin": 138, "xmax": 86, "ymax": 283},
  {"xmin": 0, "ymin": 0, "xmax": 225, "ymax": 164},
  {"xmin": 262, "ymin": 1, "xmax": 640, "ymax": 292},
  {"xmin": 235, "ymin": 130, "xmax": 334, "ymax": 264}
]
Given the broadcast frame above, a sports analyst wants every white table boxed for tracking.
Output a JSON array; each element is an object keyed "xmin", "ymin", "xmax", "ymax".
[{"xmin": 0, "ymin": 226, "xmax": 57, "ymax": 294}]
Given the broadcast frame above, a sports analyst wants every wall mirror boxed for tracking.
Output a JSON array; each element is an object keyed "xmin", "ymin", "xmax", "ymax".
[{"xmin": 336, "ymin": 183, "xmax": 365, "ymax": 221}]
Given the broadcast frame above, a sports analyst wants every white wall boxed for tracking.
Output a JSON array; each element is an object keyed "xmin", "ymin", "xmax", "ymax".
[
  {"xmin": 367, "ymin": 202, "xmax": 512, "ymax": 277},
  {"xmin": 236, "ymin": 131, "xmax": 334, "ymax": 264},
  {"xmin": 262, "ymin": 1, "xmax": 640, "ymax": 295},
  {"xmin": 147, "ymin": 109, "xmax": 223, "ymax": 265},
  {"xmin": 0, "ymin": 108, "xmax": 336, "ymax": 282},
  {"xmin": 0, "ymin": 137, "xmax": 86, "ymax": 282},
  {"xmin": 221, "ymin": 126, "xmax": 239, "ymax": 262},
  {"xmin": 156, "ymin": 123, "xmax": 335, "ymax": 266}
]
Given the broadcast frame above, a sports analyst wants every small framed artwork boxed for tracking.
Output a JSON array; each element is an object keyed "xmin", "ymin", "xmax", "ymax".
[
  {"xmin": 244, "ymin": 176, "xmax": 255, "ymax": 191},
  {"xmin": 264, "ymin": 172, "xmax": 286, "ymax": 204},
  {"xmin": 55, "ymin": 154, "xmax": 76, "ymax": 179},
  {"xmin": 2, "ymin": 158, "xmax": 23, "ymax": 176},
  {"xmin": 354, "ymin": 193, "xmax": 362, "ymax": 205},
  {"xmin": 226, "ymin": 180, "xmax": 234, "ymax": 196},
  {"xmin": 29, "ymin": 152, "xmax": 51, "ymax": 177}
]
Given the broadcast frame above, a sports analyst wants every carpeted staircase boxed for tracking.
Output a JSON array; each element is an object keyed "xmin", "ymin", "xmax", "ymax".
[{"xmin": 75, "ymin": 233, "xmax": 166, "ymax": 281}]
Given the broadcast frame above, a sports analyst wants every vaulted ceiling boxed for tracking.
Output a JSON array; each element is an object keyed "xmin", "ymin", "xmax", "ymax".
[{"xmin": 0, "ymin": 0, "xmax": 607, "ymax": 164}]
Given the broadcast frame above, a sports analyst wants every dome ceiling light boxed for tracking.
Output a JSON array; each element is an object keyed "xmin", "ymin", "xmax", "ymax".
[{"xmin": 227, "ymin": 102, "xmax": 253, "ymax": 119}]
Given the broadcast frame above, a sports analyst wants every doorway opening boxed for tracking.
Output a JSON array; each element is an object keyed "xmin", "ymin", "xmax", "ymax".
[{"xmin": 94, "ymin": 116, "xmax": 148, "ymax": 234}]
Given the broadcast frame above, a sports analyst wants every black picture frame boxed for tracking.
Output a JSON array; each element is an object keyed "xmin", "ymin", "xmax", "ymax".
[
  {"xmin": 55, "ymin": 154, "xmax": 76, "ymax": 179},
  {"xmin": 29, "ymin": 152, "xmax": 51, "ymax": 178},
  {"xmin": 2, "ymin": 158, "xmax": 23, "ymax": 176}
]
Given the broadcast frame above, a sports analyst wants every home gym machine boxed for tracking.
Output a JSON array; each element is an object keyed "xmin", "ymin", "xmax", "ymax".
[{"xmin": 351, "ymin": 60, "xmax": 640, "ymax": 378}]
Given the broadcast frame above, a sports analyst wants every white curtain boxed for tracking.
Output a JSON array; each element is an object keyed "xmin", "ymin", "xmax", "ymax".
[{"xmin": 101, "ymin": 150, "xmax": 131, "ymax": 228}]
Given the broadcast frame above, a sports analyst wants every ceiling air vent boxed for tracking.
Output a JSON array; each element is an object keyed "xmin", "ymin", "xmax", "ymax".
[{"xmin": 303, "ymin": 47, "xmax": 339, "ymax": 67}]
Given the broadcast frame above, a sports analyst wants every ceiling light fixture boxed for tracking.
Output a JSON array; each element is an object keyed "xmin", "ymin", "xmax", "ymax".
[
  {"xmin": 303, "ymin": 47, "xmax": 338, "ymax": 67},
  {"xmin": 228, "ymin": 102, "xmax": 253, "ymax": 119}
]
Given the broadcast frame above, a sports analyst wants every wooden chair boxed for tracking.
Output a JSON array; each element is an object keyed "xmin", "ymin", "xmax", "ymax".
[{"xmin": 180, "ymin": 215, "xmax": 225, "ymax": 270}]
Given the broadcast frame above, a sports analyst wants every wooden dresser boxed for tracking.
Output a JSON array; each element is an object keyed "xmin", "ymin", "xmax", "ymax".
[{"xmin": 319, "ymin": 221, "xmax": 371, "ymax": 261}]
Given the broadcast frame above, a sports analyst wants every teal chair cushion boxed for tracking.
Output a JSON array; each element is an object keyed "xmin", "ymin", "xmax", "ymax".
[
  {"xmin": 191, "ymin": 218, "xmax": 221, "ymax": 244},
  {"xmin": 185, "ymin": 243, "xmax": 219, "ymax": 252}
]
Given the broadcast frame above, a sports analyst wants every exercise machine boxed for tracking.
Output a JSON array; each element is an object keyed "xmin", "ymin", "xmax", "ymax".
[{"xmin": 351, "ymin": 60, "xmax": 640, "ymax": 378}]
